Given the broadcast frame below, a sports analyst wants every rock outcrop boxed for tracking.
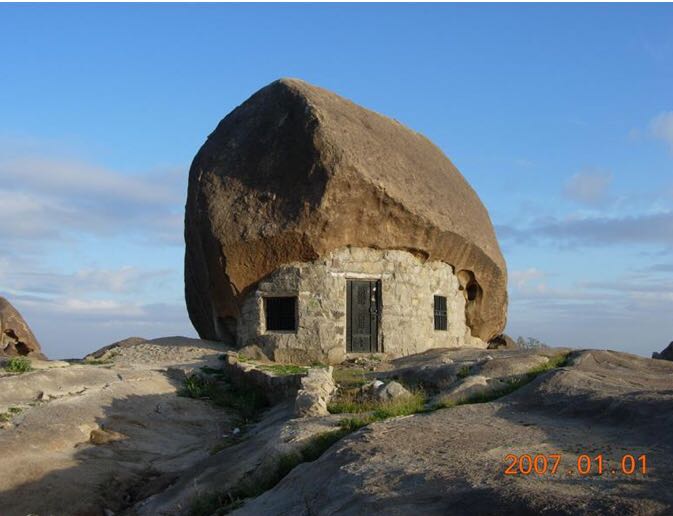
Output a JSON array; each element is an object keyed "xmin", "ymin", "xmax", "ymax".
[
  {"xmin": 233, "ymin": 350, "xmax": 673, "ymax": 515},
  {"xmin": 0, "ymin": 297, "xmax": 45, "ymax": 359},
  {"xmin": 294, "ymin": 366, "xmax": 336, "ymax": 417},
  {"xmin": 652, "ymin": 341, "xmax": 673, "ymax": 361},
  {"xmin": 184, "ymin": 78, "xmax": 507, "ymax": 344},
  {"xmin": 487, "ymin": 333, "xmax": 518, "ymax": 349},
  {"xmin": 85, "ymin": 336, "xmax": 148, "ymax": 360}
]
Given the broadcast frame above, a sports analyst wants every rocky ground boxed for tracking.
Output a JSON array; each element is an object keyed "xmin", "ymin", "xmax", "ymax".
[
  {"xmin": 0, "ymin": 337, "xmax": 233, "ymax": 515},
  {"xmin": 0, "ymin": 340, "xmax": 671, "ymax": 516},
  {"xmin": 237, "ymin": 350, "xmax": 673, "ymax": 516}
]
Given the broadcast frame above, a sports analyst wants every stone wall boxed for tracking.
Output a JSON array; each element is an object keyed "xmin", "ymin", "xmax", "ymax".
[{"xmin": 237, "ymin": 247, "xmax": 486, "ymax": 364}]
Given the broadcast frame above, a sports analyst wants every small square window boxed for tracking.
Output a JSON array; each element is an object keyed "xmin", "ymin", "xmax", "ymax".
[
  {"xmin": 434, "ymin": 295, "xmax": 447, "ymax": 331},
  {"xmin": 264, "ymin": 297, "xmax": 297, "ymax": 332}
]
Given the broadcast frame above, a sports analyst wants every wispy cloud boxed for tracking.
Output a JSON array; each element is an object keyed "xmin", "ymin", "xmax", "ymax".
[
  {"xmin": 563, "ymin": 168, "xmax": 612, "ymax": 205},
  {"xmin": 498, "ymin": 210, "xmax": 673, "ymax": 248},
  {"xmin": 10, "ymin": 293, "xmax": 196, "ymax": 359},
  {"xmin": 0, "ymin": 150, "xmax": 185, "ymax": 246},
  {"xmin": 509, "ymin": 268, "xmax": 545, "ymax": 289},
  {"xmin": 506, "ymin": 265, "xmax": 673, "ymax": 355},
  {"xmin": 650, "ymin": 111, "xmax": 673, "ymax": 153},
  {"xmin": 0, "ymin": 138, "xmax": 193, "ymax": 358},
  {"xmin": 641, "ymin": 262, "xmax": 673, "ymax": 273},
  {"xmin": 2, "ymin": 266, "xmax": 173, "ymax": 298}
]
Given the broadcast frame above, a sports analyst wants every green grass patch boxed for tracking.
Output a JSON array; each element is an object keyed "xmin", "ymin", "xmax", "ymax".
[
  {"xmin": 334, "ymin": 392, "xmax": 427, "ymax": 432},
  {"xmin": 371, "ymin": 393, "xmax": 426, "ymax": 419},
  {"xmin": 328, "ymin": 387, "xmax": 425, "ymax": 416},
  {"xmin": 538, "ymin": 352, "xmax": 571, "ymax": 370},
  {"xmin": 3, "ymin": 356, "xmax": 32, "ymax": 373},
  {"xmin": 327, "ymin": 394, "xmax": 379, "ymax": 414},
  {"xmin": 179, "ymin": 375, "xmax": 268, "ymax": 423},
  {"xmin": 338, "ymin": 415, "xmax": 375, "ymax": 432},
  {"xmin": 332, "ymin": 367, "xmax": 368, "ymax": 390},
  {"xmin": 257, "ymin": 364, "xmax": 308, "ymax": 376}
]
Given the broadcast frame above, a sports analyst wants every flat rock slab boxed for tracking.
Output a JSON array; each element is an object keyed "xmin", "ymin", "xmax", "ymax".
[
  {"xmin": 375, "ymin": 347, "xmax": 567, "ymax": 392},
  {"xmin": 234, "ymin": 350, "xmax": 673, "ymax": 515},
  {"xmin": 0, "ymin": 337, "xmax": 234, "ymax": 516}
]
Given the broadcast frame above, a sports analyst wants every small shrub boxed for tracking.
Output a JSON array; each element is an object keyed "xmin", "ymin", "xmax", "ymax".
[
  {"xmin": 181, "ymin": 375, "xmax": 210, "ymax": 399},
  {"xmin": 457, "ymin": 365, "xmax": 471, "ymax": 379},
  {"xmin": 179, "ymin": 375, "xmax": 268, "ymax": 423},
  {"xmin": 332, "ymin": 367, "xmax": 368, "ymax": 390},
  {"xmin": 4, "ymin": 356, "xmax": 32, "ymax": 373},
  {"xmin": 0, "ymin": 407, "xmax": 22, "ymax": 423},
  {"xmin": 82, "ymin": 358, "xmax": 114, "ymax": 366},
  {"xmin": 338, "ymin": 416, "xmax": 375, "ymax": 432}
]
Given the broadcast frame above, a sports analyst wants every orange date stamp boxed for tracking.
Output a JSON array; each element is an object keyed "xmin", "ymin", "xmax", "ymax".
[{"xmin": 504, "ymin": 453, "xmax": 648, "ymax": 476}]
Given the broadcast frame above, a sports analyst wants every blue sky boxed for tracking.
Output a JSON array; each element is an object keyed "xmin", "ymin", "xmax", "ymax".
[{"xmin": 1, "ymin": 4, "xmax": 671, "ymax": 358}]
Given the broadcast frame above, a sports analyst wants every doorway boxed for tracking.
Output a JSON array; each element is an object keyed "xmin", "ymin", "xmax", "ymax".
[{"xmin": 346, "ymin": 279, "xmax": 380, "ymax": 352}]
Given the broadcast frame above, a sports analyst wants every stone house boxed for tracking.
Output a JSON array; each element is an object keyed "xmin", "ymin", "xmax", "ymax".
[{"xmin": 184, "ymin": 79, "xmax": 507, "ymax": 364}]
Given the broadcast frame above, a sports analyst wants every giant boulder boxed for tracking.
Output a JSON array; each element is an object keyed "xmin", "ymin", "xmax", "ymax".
[
  {"xmin": 185, "ymin": 78, "xmax": 507, "ymax": 343},
  {"xmin": 0, "ymin": 297, "xmax": 45, "ymax": 359}
]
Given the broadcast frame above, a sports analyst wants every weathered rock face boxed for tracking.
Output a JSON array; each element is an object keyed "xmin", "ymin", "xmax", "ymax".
[
  {"xmin": 0, "ymin": 297, "xmax": 45, "ymax": 359},
  {"xmin": 185, "ymin": 78, "xmax": 507, "ymax": 346},
  {"xmin": 652, "ymin": 341, "xmax": 673, "ymax": 361},
  {"xmin": 294, "ymin": 366, "xmax": 336, "ymax": 418},
  {"xmin": 487, "ymin": 333, "xmax": 518, "ymax": 350}
]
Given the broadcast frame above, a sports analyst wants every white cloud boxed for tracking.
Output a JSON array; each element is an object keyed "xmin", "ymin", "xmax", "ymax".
[
  {"xmin": 506, "ymin": 269, "xmax": 673, "ymax": 356},
  {"xmin": 650, "ymin": 111, "xmax": 673, "ymax": 152},
  {"xmin": 497, "ymin": 210, "xmax": 673, "ymax": 248},
  {"xmin": 509, "ymin": 268, "xmax": 545, "ymax": 289},
  {"xmin": 10, "ymin": 294, "xmax": 196, "ymax": 359},
  {"xmin": 59, "ymin": 298, "xmax": 145, "ymax": 316},
  {"xmin": 3, "ymin": 266, "xmax": 173, "ymax": 298},
  {"xmin": 563, "ymin": 169, "xmax": 612, "ymax": 205},
  {"xmin": 0, "ymin": 137, "xmax": 194, "ymax": 359},
  {"xmin": 0, "ymin": 150, "xmax": 185, "ymax": 245}
]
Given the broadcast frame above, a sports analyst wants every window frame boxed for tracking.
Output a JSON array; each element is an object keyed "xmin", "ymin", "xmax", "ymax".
[
  {"xmin": 433, "ymin": 295, "xmax": 448, "ymax": 331},
  {"xmin": 263, "ymin": 296, "xmax": 298, "ymax": 333}
]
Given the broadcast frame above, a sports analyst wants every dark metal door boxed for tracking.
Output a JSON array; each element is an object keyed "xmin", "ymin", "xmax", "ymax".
[{"xmin": 347, "ymin": 280, "xmax": 380, "ymax": 352}]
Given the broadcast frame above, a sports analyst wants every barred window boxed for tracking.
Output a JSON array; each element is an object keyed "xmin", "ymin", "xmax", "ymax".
[
  {"xmin": 434, "ymin": 295, "xmax": 447, "ymax": 331},
  {"xmin": 264, "ymin": 297, "xmax": 297, "ymax": 331}
]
